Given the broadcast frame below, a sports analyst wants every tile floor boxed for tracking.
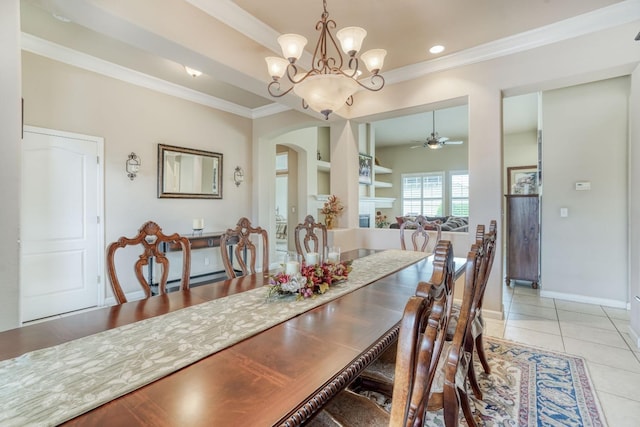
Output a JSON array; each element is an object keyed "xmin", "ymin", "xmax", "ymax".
[{"xmin": 486, "ymin": 283, "xmax": 640, "ymax": 426}]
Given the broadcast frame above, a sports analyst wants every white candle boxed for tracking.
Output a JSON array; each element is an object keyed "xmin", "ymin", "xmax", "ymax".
[
  {"xmin": 327, "ymin": 252, "xmax": 339, "ymax": 263},
  {"xmin": 285, "ymin": 261, "xmax": 300, "ymax": 275},
  {"xmin": 306, "ymin": 252, "xmax": 318, "ymax": 265},
  {"xmin": 193, "ymin": 218, "xmax": 204, "ymax": 229}
]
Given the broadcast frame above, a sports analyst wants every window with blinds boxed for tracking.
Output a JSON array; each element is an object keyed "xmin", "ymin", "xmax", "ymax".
[
  {"xmin": 401, "ymin": 172, "xmax": 444, "ymax": 216},
  {"xmin": 450, "ymin": 171, "xmax": 469, "ymax": 217}
]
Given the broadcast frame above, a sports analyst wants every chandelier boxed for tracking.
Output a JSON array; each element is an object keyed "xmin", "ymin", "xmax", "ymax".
[{"xmin": 265, "ymin": 0, "xmax": 386, "ymax": 119}]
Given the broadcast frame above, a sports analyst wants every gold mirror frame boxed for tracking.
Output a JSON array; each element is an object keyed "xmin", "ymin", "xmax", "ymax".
[{"xmin": 157, "ymin": 144, "xmax": 223, "ymax": 199}]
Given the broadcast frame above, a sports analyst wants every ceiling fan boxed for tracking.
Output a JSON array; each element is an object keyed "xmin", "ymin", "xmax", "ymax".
[{"xmin": 410, "ymin": 110, "xmax": 464, "ymax": 150}]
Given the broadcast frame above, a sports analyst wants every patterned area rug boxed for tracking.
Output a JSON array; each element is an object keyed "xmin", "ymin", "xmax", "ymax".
[{"xmin": 358, "ymin": 337, "xmax": 608, "ymax": 426}]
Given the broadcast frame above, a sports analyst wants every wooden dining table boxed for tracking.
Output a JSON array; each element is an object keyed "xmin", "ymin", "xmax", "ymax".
[{"xmin": 0, "ymin": 249, "xmax": 466, "ymax": 427}]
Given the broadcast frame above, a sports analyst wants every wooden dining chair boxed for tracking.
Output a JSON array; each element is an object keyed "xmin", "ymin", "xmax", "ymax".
[
  {"xmin": 305, "ymin": 240, "xmax": 457, "ymax": 427},
  {"xmin": 469, "ymin": 220, "xmax": 497, "ymax": 375},
  {"xmin": 427, "ymin": 244, "xmax": 483, "ymax": 427},
  {"xmin": 338, "ymin": 236, "xmax": 487, "ymax": 426},
  {"xmin": 106, "ymin": 221, "xmax": 191, "ymax": 304},
  {"xmin": 220, "ymin": 217, "xmax": 269, "ymax": 279},
  {"xmin": 399, "ymin": 215, "xmax": 442, "ymax": 253},
  {"xmin": 438, "ymin": 220, "xmax": 497, "ymax": 403},
  {"xmin": 294, "ymin": 214, "xmax": 328, "ymax": 263}
]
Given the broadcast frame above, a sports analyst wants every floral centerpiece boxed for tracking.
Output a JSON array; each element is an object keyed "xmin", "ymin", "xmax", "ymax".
[
  {"xmin": 268, "ymin": 260, "xmax": 353, "ymax": 300},
  {"xmin": 375, "ymin": 211, "xmax": 389, "ymax": 228},
  {"xmin": 321, "ymin": 195, "xmax": 344, "ymax": 229}
]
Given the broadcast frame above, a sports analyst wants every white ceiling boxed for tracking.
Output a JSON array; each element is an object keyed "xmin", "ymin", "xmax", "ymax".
[{"xmin": 20, "ymin": 0, "xmax": 634, "ymax": 143}]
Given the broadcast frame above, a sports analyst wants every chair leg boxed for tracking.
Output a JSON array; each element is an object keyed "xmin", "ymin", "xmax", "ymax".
[
  {"xmin": 475, "ymin": 333, "xmax": 491, "ymax": 374},
  {"xmin": 467, "ymin": 360, "xmax": 483, "ymax": 400},
  {"xmin": 458, "ymin": 386, "xmax": 478, "ymax": 427},
  {"xmin": 442, "ymin": 384, "xmax": 460, "ymax": 427}
]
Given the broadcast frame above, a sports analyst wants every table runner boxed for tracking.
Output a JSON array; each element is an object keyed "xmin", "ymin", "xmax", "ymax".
[{"xmin": 0, "ymin": 249, "xmax": 427, "ymax": 427}]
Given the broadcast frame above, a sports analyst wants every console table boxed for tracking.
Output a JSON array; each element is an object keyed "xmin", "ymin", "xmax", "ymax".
[{"xmin": 148, "ymin": 232, "xmax": 239, "ymax": 286}]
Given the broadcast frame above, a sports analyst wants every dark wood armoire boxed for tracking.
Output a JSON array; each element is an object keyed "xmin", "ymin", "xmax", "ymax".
[{"xmin": 505, "ymin": 195, "xmax": 540, "ymax": 288}]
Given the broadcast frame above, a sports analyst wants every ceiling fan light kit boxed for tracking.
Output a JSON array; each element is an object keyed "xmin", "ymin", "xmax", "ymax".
[
  {"xmin": 411, "ymin": 109, "xmax": 464, "ymax": 150},
  {"xmin": 265, "ymin": 0, "xmax": 386, "ymax": 119}
]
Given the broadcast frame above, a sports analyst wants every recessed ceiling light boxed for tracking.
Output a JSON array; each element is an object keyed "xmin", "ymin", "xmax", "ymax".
[
  {"xmin": 184, "ymin": 66, "xmax": 203, "ymax": 78},
  {"xmin": 429, "ymin": 45, "xmax": 445, "ymax": 54}
]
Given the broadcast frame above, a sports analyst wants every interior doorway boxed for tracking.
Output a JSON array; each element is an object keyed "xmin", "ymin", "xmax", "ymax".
[{"xmin": 502, "ymin": 93, "xmax": 541, "ymax": 289}]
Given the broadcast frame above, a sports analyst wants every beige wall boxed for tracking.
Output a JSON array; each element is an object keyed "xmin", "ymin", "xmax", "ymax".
[
  {"xmin": 541, "ymin": 77, "xmax": 629, "ymax": 305},
  {"xmin": 21, "ymin": 52, "xmax": 253, "ymax": 303},
  {"xmin": 0, "ymin": 0, "xmax": 21, "ymax": 332}
]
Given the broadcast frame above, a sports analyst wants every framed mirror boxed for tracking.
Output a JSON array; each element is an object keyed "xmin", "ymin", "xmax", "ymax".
[{"xmin": 157, "ymin": 144, "xmax": 223, "ymax": 199}]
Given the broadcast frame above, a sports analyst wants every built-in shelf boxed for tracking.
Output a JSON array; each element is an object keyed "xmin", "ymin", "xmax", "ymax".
[
  {"xmin": 359, "ymin": 196, "xmax": 396, "ymax": 209},
  {"xmin": 374, "ymin": 165, "xmax": 392, "ymax": 174},
  {"xmin": 374, "ymin": 180, "xmax": 392, "ymax": 188},
  {"xmin": 317, "ymin": 162, "xmax": 391, "ymax": 176},
  {"xmin": 317, "ymin": 160, "xmax": 331, "ymax": 172}
]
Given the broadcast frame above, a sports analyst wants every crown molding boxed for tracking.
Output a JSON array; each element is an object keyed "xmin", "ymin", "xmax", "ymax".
[
  {"xmin": 185, "ymin": 0, "xmax": 315, "ymax": 68},
  {"xmin": 385, "ymin": 0, "xmax": 640, "ymax": 84},
  {"xmin": 21, "ymin": 33, "xmax": 258, "ymax": 119},
  {"xmin": 251, "ymin": 103, "xmax": 291, "ymax": 119},
  {"xmin": 21, "ymin": 1, "xmax": 639, "ymax": 120},
  {"xmin": 199, "ymin": 0, "xmax": 640, "ymax": 87}
]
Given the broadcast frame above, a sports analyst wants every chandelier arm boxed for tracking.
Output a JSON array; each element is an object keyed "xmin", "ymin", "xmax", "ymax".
[
  {"xmin": 267, "ymin": 80, "xmax": 295, "ymax": 98},
  {"xmin": 353, "ymin": 74, "xmax": 386, "ymax": 91},
  {"xmin": 312, "ymin": 18, "xmax": 341, "ymax": 74},
  {"xmin": 285, "ymin": 63, "xmax": 303, "ymax": 83},
  {"xmin": 345, "ymin": 95, "xmax": 354, "ymax": 107},
  {"xmin": 324, "ymin": 20, "xmax": 344, "ymax": 71},
  {"xmin": 343, "ymin": 57, "xmax": 360, "ymax": 78}
]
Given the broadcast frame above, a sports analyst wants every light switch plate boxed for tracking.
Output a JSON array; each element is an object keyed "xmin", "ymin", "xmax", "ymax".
[{"xmin": 560, "ymin": 207, "xmax": 568, "ymax": 217}]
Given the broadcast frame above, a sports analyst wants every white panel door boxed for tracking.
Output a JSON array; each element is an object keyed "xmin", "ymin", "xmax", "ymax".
[{"xmin": 21, "ymin": 127, "xmax": 103, "ymax": 322}]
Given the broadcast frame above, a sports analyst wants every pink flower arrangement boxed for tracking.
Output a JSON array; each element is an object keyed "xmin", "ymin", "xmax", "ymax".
[
  {"xmin": 320, "ymin": 195, "xmax": 344, "ymax": 217},
  {"xmin": 268, "ymin": 260, "xmax": 353, "ymax": 300}
]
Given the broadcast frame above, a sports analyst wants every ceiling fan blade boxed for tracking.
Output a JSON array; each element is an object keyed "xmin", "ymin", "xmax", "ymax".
[
  {"xmin": 438, "ymin": 137, "xmax": 449, "ymax": 143},
  {"xmin": 444, "ymin": 140, "xmax": 464, "ymax": 145},
  {"xmin": 409, "ymin": 145, "xmax": 423, "ymax": 149}
]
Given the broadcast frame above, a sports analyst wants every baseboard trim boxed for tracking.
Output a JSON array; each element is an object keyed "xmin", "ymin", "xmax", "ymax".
[
  {"xmin": 628, "ymin": 325, "xmax": 640, "ymax": 350},
  {"xmin": 539, "ymin": 290, "xmax": 627, "ymax": 309},
  {"xmin": 482, "ymin": 307, "xmax": 505, "ymax": 321},
  {"xmin": 104, "ymin": 290, "xmax": 146, "ymax": 307}
]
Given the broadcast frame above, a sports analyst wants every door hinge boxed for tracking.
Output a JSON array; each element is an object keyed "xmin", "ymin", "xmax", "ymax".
[
  {"xmin": 97, "ymin": 275, "xmax": 101, "ymax": 283},
  {"xmin": 97, "ymin": 156, "xmax": 100, "ymax": 164},
  {"xmin": 97, "ymin": 216, "xmax": 100, "ymax": 224}
]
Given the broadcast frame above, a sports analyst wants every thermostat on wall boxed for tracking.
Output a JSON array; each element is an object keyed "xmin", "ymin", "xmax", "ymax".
[{"xmin": 575, "ymin": 181, "xmax": 591, "ymax": 191}]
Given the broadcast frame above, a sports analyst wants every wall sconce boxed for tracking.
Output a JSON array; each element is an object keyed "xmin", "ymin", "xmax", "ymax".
[
  {"xmin": 233, "ymin": 166, "xmax": 245, "ymax": 187},
  {"xmin": 126, "ymin": 152, "xmax": 140, "ymax": 180}
]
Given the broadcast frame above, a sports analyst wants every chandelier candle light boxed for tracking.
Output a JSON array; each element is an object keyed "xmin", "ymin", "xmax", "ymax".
[{"xmin": 265, "ymin": 0, "xmax": 386, "ymax": 119}]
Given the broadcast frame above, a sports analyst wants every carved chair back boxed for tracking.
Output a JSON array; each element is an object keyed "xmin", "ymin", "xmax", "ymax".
[
  {"xmin": 220, "ymin": 217, "xmax": 269, "ymax": 279},
  {"xmin": 468, "ymin": 220, "xmax": 497, "ymax": 375},
  {"xmin": 389, "ymin": 240, "xmax": 455, "ymax": 427},
  {"xmin": 424, "ymin": 241, "xmax": 484, "ymax": 427},
  {"xmin": 399, "ymin": 215, "xmax": 443, "ymax": 253},
  {"xmin": 294, "ymin": 215, "xmax": 328, "ymax": 263},
  {"xmin": 106, "ymin": 221, "xmax": 191, "ymax": 304}
]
